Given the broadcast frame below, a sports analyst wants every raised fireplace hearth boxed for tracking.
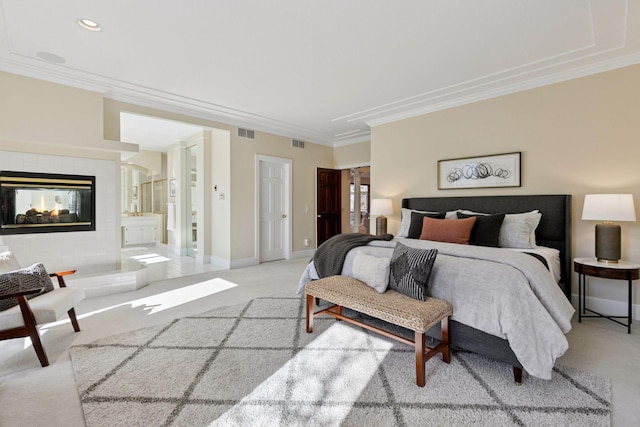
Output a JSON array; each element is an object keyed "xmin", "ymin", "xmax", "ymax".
[{"xmin": 0, "ymin": 171, "xmax": 95, "ymax": 234}]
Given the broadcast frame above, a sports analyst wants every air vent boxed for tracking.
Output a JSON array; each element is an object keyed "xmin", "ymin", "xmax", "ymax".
[
  {"xmin": 292, "ymin": 139, "xmax": 305, "ymax": 149},
  {"xmin": 237, "ymin": 128, "xmax": 255, "ymax": 139}
]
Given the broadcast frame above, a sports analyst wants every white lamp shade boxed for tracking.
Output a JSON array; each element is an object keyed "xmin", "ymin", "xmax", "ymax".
[
  {"xmin": 582, "ymin": 194, "xmax": 636, "ymax": 222},
  {"xmin": 370, "ymin": 198, "xmax": 393, "ymax": 216}
]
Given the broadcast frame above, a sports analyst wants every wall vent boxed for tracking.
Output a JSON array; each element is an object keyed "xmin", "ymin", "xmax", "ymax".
[
  {"xmin": 292, "ymin": 139, "xmax": 305, "ymax": 149},
  {"xmin": 237, "ymin": 128, "xmax": 255, "ymax": 139}
]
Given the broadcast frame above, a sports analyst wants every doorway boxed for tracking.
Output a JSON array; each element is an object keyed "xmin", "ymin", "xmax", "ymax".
[
  {"xmin": 256, "ymin": 155, "xmax": 292, "ymax": 262},
  {"xmin": 316, "ymin": 168, "xmax": 341, "ymax": 245}
]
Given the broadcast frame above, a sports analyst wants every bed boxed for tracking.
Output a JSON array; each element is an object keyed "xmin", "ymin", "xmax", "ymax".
[{"xmin": 299, "ymin": 194, "xmax": 574, "ymax": 382}]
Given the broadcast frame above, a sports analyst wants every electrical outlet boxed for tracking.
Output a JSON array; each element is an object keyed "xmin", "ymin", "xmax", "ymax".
[{"xmin": 304, "ymin": 238, "xmax": 310, "ymax": 247}]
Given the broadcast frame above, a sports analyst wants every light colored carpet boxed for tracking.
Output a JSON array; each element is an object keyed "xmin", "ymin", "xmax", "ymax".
[{"xmin": 69, "ymin": 295, "xmax": 611, "ymax": 426}]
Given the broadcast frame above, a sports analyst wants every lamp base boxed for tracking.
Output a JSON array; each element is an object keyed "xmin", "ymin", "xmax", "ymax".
[
  {"xmin": 376, "ymin": 215, "xmax": 387, "ymax": 236},
  {"xmin": 595, "ymin": 222, "xmax": 621, "ymax": 263}
]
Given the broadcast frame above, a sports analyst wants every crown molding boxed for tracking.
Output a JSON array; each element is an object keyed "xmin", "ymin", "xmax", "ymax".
[
  {"xmin": 0, "ymin": 58, "xmax": 335, "ymax": 147},
  {"xmin": 0, "ymin": 58, "xmax": 111, "ymax": 94},
  {"xmin": 367, "ymin": 52, "xmax": 640, "ymax": 128},
  {"xmin": 106, "ymin": 90, "xmax": 333, "ymax": 147},
  {"xmin": 332, "ymin": 134, "xmax": 371, "ymax": 147}
]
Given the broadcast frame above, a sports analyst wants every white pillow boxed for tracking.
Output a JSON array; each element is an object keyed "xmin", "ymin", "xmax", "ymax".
[
  {"xmin": 352, "ymin": 251, "xmax": 391, "ymax": 293},
  {"xmin": 398, "ymin": 208, "xmax": 423, "ymax": 237},
  {"xmin": 445, "ymin": 210, "xmax": 461, "ymax": 219},
  {"xmin": 499, "ymin": 211, "xmax": 542, "ymax": 249},
  {"xmin": 0, "ymin": 251, "xmax": 21, "ymax": 273}
]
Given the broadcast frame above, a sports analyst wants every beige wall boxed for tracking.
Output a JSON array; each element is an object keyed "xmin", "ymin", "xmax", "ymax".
[
  {"xmin": 210, "ymin": 128, "xmax": 231, "ymax": 263},
  {"xmin": 0, "ymin": 71, "xmax": 103, "ymax": 148},
  {"xmin": 231, "ymin": 131, "xmax": 334, "ymax": 260},
  {"xmin": 333, "ymin": 141, "xmax": 370, "ymax": 169},
  {"xmin": 371, "ymin": 63, "xmax": 640, "ymax": 307}
]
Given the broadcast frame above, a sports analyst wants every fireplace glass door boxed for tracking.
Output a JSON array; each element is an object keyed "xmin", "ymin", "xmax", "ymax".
[{"xmin": 0, "ymin": 171, "xmax": 96, "ymax": 234}]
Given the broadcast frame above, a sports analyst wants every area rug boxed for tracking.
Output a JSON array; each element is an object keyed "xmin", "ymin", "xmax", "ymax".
[{"xmin": 69, "ymin": 295, "xmax": 611, "ymax": 426}]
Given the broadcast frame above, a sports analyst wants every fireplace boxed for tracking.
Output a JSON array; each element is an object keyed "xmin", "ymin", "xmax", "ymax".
[{"xmin": 0, "ymin": 171, "xmax": 95, "ymax": 234}]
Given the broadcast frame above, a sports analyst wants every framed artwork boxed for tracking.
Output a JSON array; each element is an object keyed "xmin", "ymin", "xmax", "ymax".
[{"xmin": 438, "ymin": 152, "xmax": 521, "ymax": 190}]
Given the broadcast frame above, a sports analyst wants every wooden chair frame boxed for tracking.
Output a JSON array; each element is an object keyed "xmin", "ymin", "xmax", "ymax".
[{"xmin": 0, "ymin": 270, "xmax": 81, "ymax": 367}]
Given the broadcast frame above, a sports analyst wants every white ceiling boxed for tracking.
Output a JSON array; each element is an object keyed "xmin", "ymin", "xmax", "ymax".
[
  {"xmin": 120, "ymin": 113, "xmax": 204, "ymax": 152},
  {"xmin": 1, "ymin": 1, "xmax": 640, "ymax": 149}
]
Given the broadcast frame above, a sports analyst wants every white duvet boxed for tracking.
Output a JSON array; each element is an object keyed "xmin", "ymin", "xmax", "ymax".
[{"xmin": 297, "ymin": 238, "xmax": 575, "ymax": 380}]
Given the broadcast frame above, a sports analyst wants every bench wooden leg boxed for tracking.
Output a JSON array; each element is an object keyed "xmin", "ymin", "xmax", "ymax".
[
  {"xmin": 513, "ymin": 366, "xmax": 523, "ymax": 384},
  {"xmin": 441, "ymin": 316, "xmax": 450, "ymax": 364},
  {"xmin": 415, "ymin": 331, "xmax": 426, "ymax": 387},
  {"xmin": 306, "ymin": 294, "xmax": 314, "ymax": 333}
]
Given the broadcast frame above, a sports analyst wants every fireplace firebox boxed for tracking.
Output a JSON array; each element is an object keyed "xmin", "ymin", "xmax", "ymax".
[{"xmin": 0, "ymin": 171, "xmax": 96, "ymax": 234}]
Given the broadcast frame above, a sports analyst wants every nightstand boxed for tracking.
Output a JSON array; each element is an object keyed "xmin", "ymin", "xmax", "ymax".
[{"xmin": 574, "ymin": 257, "xmax": 639, "ymax": 334}]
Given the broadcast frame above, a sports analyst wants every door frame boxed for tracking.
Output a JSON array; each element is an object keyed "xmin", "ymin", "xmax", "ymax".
[{"xmin": 255, "ymin": 155, "xmax": 293, "ymax": 262}]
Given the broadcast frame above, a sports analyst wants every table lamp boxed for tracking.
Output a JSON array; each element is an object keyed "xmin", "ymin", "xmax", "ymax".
[
  {"xmin": 582, "ymin": 194, "xmax": 636, "ymax": 263},
  {"xmin": 370, "ymin": 198, "xmax": 393, "ymax": 235}
]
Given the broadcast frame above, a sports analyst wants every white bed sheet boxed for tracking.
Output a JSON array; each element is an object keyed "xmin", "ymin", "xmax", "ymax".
[{"xmin": 509, "ymin": 246, "xmax": 561, "ymax": 284}]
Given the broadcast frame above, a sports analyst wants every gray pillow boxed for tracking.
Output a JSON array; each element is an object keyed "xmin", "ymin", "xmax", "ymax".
[
  {"xmin": 352, "ymin": 251, "xmax": 391, "ymax": 293},
  {"xmin": 499, "ymin": 211, "xmax": 542, "ymax": 248},
  {"xmin": 0, "ymin": 263, "xmax": 55, "ymax": 312},
  {"xmin": 388, "ymin": 242, "xmax": 438, "ymax": 301},
  {"xmin": 457, "ymin": 212, "xmax": 506, "ymax": 247}
]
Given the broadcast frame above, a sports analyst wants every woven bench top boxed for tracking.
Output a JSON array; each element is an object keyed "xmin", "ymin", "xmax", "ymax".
[{"xmin": 306, "ymin": 275, "xmax": 452, "ymax": 333}]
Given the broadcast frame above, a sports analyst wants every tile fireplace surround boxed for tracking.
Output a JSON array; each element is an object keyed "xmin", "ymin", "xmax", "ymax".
[{"xmin": 0, "ymin": 150, "xmax": 146, "ymax": 297}]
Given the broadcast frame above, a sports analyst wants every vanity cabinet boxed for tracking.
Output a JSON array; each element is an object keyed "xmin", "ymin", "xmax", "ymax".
[{"xmin": 121, "ymin": 215, "xmax": 162, "ymax": 246}]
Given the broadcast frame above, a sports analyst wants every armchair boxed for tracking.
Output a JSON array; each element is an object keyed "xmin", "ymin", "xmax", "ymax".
[{"xmin": 0, "ymin": 252, "xmax": 85, "ymax": 367}]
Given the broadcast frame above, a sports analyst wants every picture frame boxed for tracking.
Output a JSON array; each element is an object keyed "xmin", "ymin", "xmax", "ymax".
[
  {"xmin": 169, "ymin": 179, "xmax": 176, "ymax": 198},
  {"xmin": 438, "ymin": 152, "xmax": 521, "ymax": 190}
]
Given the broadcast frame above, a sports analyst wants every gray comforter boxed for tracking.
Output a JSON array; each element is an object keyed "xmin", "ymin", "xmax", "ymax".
[{"xmin": 297, "ymin": 238, "xmax": 575, "ymax": 380}]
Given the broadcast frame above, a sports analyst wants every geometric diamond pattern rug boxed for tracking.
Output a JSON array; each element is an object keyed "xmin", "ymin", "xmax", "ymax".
[{"xmin": 69, "ymin": 295, "xmax": 611, "ymax": 426}]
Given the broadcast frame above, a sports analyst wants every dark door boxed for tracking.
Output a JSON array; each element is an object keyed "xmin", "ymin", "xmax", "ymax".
[{"xmin": 317, "ymin": 168, "xmax": 341, "ymax": 245}]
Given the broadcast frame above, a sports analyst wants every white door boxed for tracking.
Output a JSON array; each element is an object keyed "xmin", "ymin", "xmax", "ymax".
[{"xmin": 258, "ymin": 158, "xmax": 290, "ymax": 262}]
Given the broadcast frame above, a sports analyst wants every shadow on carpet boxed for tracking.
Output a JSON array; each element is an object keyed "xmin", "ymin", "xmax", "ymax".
[{"xmin": 69, "ymin": 295, "xmax": 611, "ymax": 426}]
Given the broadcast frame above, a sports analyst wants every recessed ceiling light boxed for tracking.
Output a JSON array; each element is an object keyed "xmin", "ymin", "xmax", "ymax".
[
  {"xmin": 36, "ymin": 51, "xmax": 66, "ymax": 64},
  {"xmin": 78, "ymin": 18, "xmax": 102, "ymax": 32}
]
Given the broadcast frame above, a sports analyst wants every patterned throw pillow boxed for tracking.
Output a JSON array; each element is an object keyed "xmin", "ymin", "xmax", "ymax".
[
  {"xmin": 0, "ymin": 263, "xmax": 55, "ymax": 312},
  {"xmin": 388, "ymin": 242, "xmax": 438, "ymax": 301}
]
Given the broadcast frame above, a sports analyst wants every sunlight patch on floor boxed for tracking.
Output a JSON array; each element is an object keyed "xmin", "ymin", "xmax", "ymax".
[
  {"xmin": 41, "ymin": 278, "xmax": 238, "ymax": 330},
  {"xmin": 214, "ymin": 322, "xmax": 393, "ymax": 425},
  {"xmin": 129, "ymin": 253, "xmax": 171, "ymax": 264}
]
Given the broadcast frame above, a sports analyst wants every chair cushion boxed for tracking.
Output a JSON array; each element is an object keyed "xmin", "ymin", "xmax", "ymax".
[
  {"xmin": 0, "ymin": 263, "xmax": 55, "ymax": 311},
  {"xmin": 0, "ymin": 287, "xmax": 85, "ymax": 330},
  {"xmin": 0, "ymin": 251, "xmax": 21, "ymax": 273}
]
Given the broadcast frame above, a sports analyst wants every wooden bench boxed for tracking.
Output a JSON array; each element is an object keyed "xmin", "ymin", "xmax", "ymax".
[{"xmin": 305, "ymin": 275, "xmax": 452, "ymax": 387}]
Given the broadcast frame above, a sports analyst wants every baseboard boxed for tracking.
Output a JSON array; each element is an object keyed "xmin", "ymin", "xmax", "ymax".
[
  {"xmin": 210, "ymin": 256, "xmax": 231, "ymax": 269},
  {"xmin": 571, "ymin": 294, "xmax": 639, "ymax": 321},
  {"xmin": 292, "ymin": 249, "xmax": 315, "ymax": 259}
]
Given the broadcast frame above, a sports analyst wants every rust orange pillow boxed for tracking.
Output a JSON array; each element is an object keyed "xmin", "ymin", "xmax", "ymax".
[{"xmin": 419, "ymin": 216, "xmax": 477, "ymax": 245}]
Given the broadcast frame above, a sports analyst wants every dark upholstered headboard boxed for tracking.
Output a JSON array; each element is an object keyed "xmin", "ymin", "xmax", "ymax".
[{"xmin": 402, "ymin": 195, "xmax": 572, "ymax": 299}]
